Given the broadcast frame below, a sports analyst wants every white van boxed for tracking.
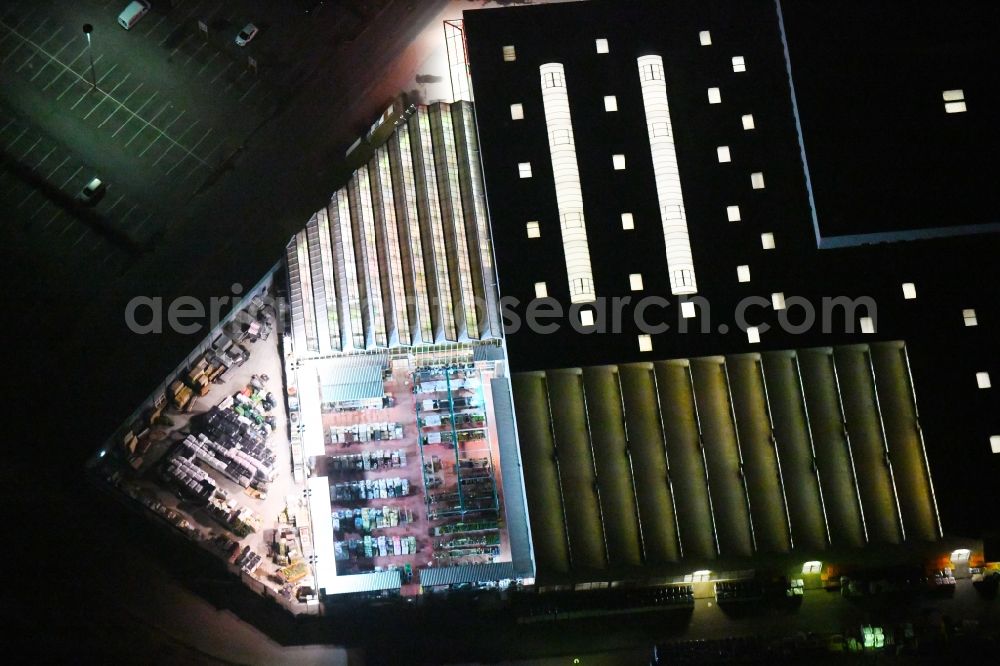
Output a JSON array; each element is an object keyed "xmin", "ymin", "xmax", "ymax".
[{"xmin": 118, "ymin": 1, "xmax": 150, "ymax": 30}]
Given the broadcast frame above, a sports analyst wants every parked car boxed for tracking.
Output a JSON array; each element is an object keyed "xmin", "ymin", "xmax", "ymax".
[
  {"xmin": 235, "ymin": 23, "xmax": 258, "ymax": 47},
  {"xmin": 76, "ymin": 177, "xmax": 107, "ymax": 206},
  {"xmin": 117, "ymin": 1, "xmax": 150, "ymax": 30}
]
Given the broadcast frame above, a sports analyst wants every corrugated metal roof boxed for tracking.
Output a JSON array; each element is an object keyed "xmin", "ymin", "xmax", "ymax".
[
  {"xmin": 419, "ymin": 561, "xmax": 517, "ymax": 587},
  {"xmin": 473, "ymin": 343, "xmax": 505, "ymax": 362},
  {"xmin": 318, "ymin": 354, "xmax": 386, "ymax": 404},
  {"xmin": 326, "ymin": 569, "xmax": 401, "ymax": 595}
]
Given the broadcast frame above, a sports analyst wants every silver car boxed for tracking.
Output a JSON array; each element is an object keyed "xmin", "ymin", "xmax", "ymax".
[{"xmin": 235, "ymin": 23, "xmax": 258, "ymax": 47}]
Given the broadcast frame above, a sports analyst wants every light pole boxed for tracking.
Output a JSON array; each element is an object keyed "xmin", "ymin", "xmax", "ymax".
[{"xmin": 82, "ymin": 24, "xmax": 96, "ymax": 90}]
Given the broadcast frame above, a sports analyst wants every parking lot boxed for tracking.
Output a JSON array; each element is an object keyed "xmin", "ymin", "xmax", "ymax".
[
  {"xmin": 0, "ymin": 0, "xmax": 321, "ymax": 273},
  {"xmin": 0, "ymin": 110, "xmax": 147, "ymax": 266}
]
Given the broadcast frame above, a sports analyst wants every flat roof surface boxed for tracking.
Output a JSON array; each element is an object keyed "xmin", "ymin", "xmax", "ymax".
[
  {"xmin": 464, "ymin": 0, "xmax": 1000, "ymax": 537},
  {"xmin": 778, "ymin": 0, "xmax": 1000, "ymax": 243},
  {"xmin": 298, "ymin": 365, "xmax": 326, "ymax": 458},
  {"xmin": 308, "ymin": 475, "xmax": 339, "ymax": 592}
]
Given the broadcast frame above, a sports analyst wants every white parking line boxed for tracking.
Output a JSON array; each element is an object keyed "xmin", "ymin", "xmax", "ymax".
[
  {"xmin": 29, "ymin": 200, "xmax": 54, "ymax": 221},
  {"xmin": 167, "ymin": 126, "xmax": 211, "ymax": 174},
  {"xmin": 182, "ymin": 40, "xmax": 208, "ymax": 67},
  {"xmin": 56, "ymin": 219, "xmax": 78, "ymax": 238},
  {"xmin": 138, "ymin": 133, "xmax": 163, "ymax": 158},
  {"xmin": 57, "ymin": 54, "xmax": 104, "ymax": 100},
  {"xmin": 32, "ymin": 145, "xmax": 56, "ymax": 169},
  {"xmin": 169, "ymin": 32, "xmax": 193, "ymax": 58},
  {"xmin": 1, "ymin": 177, "xmax": 23, "ymax": 197},
  {"xmin": 201, "ymin": 136, "xmax": 228, "ymax": 164},
  {"xmin": 142, "ymin": 14, "xmax": 167, "ymax": 36},
  {"xmin": 18, "ymin": 186, "xmax": 39, "ymax": 207},
  {"xmin": 161, "ymin": 108, "xmax": 185, "ymax": 133},
  {"xmin": 57, "ymin": 165, "xmax": 82, "ymax": 189},
  {"xmin": 41, "ymin": 207, "xmax": 64, "ymax": 231},
  {"xmin": 69, "ymin": 227, "xmax": 89, "ymax": 247},
  {"xmin": 44, "ymin": 154, "xmax": 69, "ymax": 179},
  {"xmin": 5, "ymin": 126, "xmax": 28, "ymax": 148},
  {"xmin": 43, "ymin": 44, "xmax": 87, "ymax": 90},
  {"xmin": 1, "ymin": 20, "xmax": 47, "ymax": 63},
  {"xmin": 120, "ymin": 203, "xmax": 139, "ymax": 223},
  {"xmin": 181, "ymin": 0, "xmax": 209, "ymax": 21},
  {"xmin": 187, "ymin": 125, "xmax": 213, "ymax": 154},
  {"xmin": 98, "ymin": 80, "xmax": 143, "ymax": 127},
  {"xmin": 196, "ymin": 50, "xmax": 219, "ymax": 76},
  {"xmin": 4, "ymin": 17, "xmax": 215, "ymax": 176},
  {"xmin": 152, "ymin": 117, "xmax": 199, "ymax": 167},
  {"xmin": 134, "ymin": 212, "xmax": 154, "ymax": 234},
  {"xmin": 238, "ymin": 78, "xmax": 260, "ymax": 102},
  {"xmin": 114, "ymin": 90, "xmax": 158, "ymax": 137},
  {"xmin": 139, "ymin": 109, "xmax": 187, "ymax": 157},
  {"xmin": 1, "ymin": 180, "xmax": 24, "ymax": 199},
  {"xmin": 0, "ymin": 12, "xmax": 33, "ymax": 47},
  {"xmin": 209, "ymin": 60, "xmax": 233, "ymax": 84},
  {"xmin": 15, "ymin": 26, "xmax": 62, "ymax": 72},
  {"xmin": 138, "ymin": 108, "xmax": 182, "ymax": 157},
  {"xmin": 55, "ymin": 218, "xmax": 76, "ymax": 239},
  {"xmin": 225, "ymin": 67, "xmax": 249, "ymax": 91},
  {"xmin": 29, "ymin": 34, "xmax": 76, "ymax": 81},
  {"xmin": 83, "ymin": 72, "xmax": 131, "ymax": 119},
  {"xmin": 66, "ymin": 59, "xmax": 112, "ymax": 105},
  {"xmin": 88, "ymin": 234, "xmax": 104, "ymax": 253},
  {"xmin": 158, "ymin": 22, "xmax": 179, "ymax": 47},
  {"xmin": 124, "ymin": 101, "xmax": 169, "ymax": 147},
  {"xmin": 104, "ymin": 193, "xmax": 126, "ymax": 215},
  {"xmin": 14, "ymin": 134, "xmax": 40, "ymax": 158}
]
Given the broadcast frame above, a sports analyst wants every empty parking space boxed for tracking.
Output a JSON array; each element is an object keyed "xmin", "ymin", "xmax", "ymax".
[{"xmin": 0, "ymin": 109, "xmax": 153, "ymax": 267}]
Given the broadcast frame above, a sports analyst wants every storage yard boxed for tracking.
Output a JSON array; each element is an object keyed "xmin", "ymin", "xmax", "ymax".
[
  {"xmin": 94, "ymin": 293, "xmax": 526, "ymax": 604},
  {"xmin": 93, "ymin": 289, "xmax": 319, "ymax": 609}
]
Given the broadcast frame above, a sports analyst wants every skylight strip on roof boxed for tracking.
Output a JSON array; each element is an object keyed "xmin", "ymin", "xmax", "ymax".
[
  {"xmin": 637, "ymin": 55, "xmax": 698, "ymax": 295},
  {"xmin": 539, "ymin": 63, "xmax": 596, "ymax": 304}
]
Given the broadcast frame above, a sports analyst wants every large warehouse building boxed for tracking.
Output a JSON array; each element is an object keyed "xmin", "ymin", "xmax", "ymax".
[
  {"xmin": 461, "ymin": 0, "xmax": 999, "ymax": 583},
  {"xmin": 96, "ymin": 0, "xmax": 998, "ymax": 603}
]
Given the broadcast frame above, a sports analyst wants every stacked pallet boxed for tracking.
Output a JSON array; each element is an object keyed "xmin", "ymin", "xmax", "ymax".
[
  {"xmin": 168, "ymin": 380, "xmax": 194, "ymax": 410},
  {"xmin": 184, "ymin": 357, "xmax": 210, "ymax": 396}
]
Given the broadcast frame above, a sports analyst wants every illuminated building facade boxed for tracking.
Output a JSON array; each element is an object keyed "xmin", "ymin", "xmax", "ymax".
[{"xmin": 286, "ymin": 101, "xmax": 500, "ymax": 357}]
